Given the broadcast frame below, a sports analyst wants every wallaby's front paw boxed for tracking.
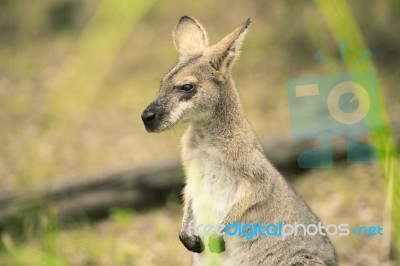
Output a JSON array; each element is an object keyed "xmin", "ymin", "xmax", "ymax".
[
  {"xmin": 179, "ymin": 232, "xmax": 204, "ymax": 253},
  {"xmin": 208, "ymin": 234, "xmax": 225, "ymax": 253}
]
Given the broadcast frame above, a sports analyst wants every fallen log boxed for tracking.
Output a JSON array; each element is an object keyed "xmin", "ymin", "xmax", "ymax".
[{"xmin": 0, "ymin": 122, "xmax": 398, "ymax": 230}]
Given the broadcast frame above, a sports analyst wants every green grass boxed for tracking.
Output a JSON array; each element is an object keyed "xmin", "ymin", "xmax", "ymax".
[{"xmin": 0, "ymin": 203, "xmax": 190, "ymax": 266}]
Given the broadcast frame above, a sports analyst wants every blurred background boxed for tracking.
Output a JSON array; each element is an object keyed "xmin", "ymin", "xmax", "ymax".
[{"xmin": 0, "ymin": 0, "xmax": 399, "ymax": 265}]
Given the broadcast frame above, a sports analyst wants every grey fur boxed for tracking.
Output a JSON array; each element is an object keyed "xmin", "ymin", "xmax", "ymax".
[{"xmin": 141, "ymin": 16, "xmax": 337, "ymax": 266}]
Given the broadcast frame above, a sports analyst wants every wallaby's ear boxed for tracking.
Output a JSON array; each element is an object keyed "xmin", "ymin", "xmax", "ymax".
[
  {"xmin": 206, "ymin": 18, "xmax": 251, "ymax": 80},
  {"xmin": 173, "ymin": 16, "xmax": 208, "ymax": 56}
]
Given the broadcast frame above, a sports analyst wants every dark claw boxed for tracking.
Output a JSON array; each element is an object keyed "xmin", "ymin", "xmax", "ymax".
[
  {"xmin": 208, "ymin": 234, "xmax": 225, "ymax": 253},
  {"xmin": 179, "ymin": 232, "xmax": 204, "ymax": 253}
]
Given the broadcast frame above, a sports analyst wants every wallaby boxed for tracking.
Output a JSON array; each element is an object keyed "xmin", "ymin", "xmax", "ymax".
[{"xmin": 141, "ymin": 16, "xmax": 337, "ymax": 266}]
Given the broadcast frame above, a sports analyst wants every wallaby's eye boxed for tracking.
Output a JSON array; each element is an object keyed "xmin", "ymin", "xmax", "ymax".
[{"xmin": 180, "ymin": 84, "xmax": 195, "ymax": 92}]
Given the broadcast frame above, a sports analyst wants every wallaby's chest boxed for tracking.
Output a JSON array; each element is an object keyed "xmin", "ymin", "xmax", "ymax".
[{"xmin": 183, "ymin": 145, "xmax": 240, "ymax": 223}]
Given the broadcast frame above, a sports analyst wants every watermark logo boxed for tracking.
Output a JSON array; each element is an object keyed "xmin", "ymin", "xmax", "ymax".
[
  {"xmin": 187, "ymin": 221, "xmax": 383, "ymax": 241},
  {"xmin": 286, "ymin": 40, "xmax": 382, "ymax": 168}
]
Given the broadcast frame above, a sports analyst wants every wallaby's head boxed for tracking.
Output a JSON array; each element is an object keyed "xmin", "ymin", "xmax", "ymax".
[{"xmin": 142, "ymin": 16, "xmax": 250, "ymax": 133}]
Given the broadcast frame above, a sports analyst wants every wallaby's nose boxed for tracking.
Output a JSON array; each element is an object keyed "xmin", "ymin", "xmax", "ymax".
[{"xmin": 141, "ymin": 109, "xmax": 157, "ymax": 125}]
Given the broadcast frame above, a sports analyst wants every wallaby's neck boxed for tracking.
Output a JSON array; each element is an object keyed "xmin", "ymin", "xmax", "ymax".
[{"xmin": 190, "ymin": 77, "xmax": 253, "ymax": 142}]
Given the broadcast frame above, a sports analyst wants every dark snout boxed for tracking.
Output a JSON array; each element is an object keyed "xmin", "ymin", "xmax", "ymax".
[
  {"xmin": 141, "ymin": 109, "xmax": 157, "ymax": 125},
  {"xmin": 141, "ymin": 102, "xmax": 165, "ymax": 132}
]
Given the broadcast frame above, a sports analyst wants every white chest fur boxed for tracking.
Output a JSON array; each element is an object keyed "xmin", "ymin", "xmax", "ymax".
[{"xmin": 183, "ymin": 143, "xmax": 240, "ymax": 225}]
